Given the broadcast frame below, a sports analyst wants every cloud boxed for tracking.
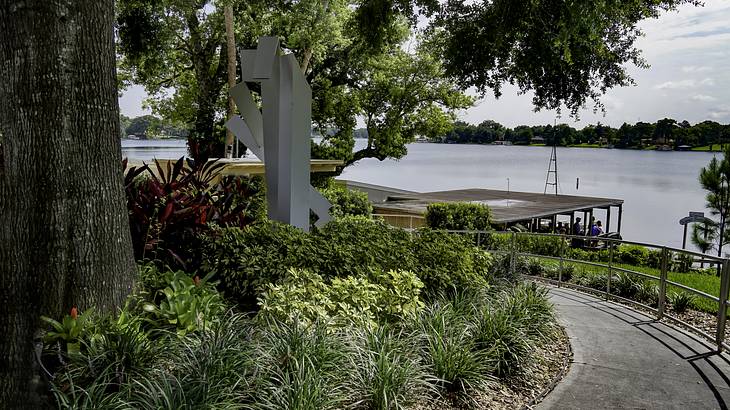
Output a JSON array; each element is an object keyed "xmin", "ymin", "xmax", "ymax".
[
  {"xmin": 655, "ymin": 79, "xmax": 696, "ymax": 89},
  {"xmin": 672, "ymin": 26, "xmax": 730, "ymax": 39},
  {"xmin": 654, "ymin": 78, "xmax": 715, "ymax": 89},
  {"xmin": 691, "ymin": 94, "xmax": 717, "ymax": 102},
  {"xmin": 709, "ymin": 105, "xmax": 730, "ymax": 120},
  {"xmin": 681, "ymin": 65, "xmax": 713, "ymax": 73}
]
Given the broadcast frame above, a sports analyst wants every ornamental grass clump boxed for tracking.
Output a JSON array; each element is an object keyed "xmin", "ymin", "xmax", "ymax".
[
  {"xmin": 345, "ymin": 325, "xmax": 436, "ymax": 409},
  {"xmin": 252, "ymin": 318, "xmax": 349, "ymax": 410},
  {"xmin": 415, "ymin": 301, "xmax": 493, "ymax": 396},
  {"xmin": 668, "ymin": 291, "xmax": 696, "ymax": 313}
]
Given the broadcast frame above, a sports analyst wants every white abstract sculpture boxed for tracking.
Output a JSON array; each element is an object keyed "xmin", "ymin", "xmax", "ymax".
[{"xmin": 226, "ymin": 36, "xmax": 332, "ymax": 231}]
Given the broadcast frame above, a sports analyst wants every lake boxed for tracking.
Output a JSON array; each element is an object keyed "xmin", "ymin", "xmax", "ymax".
[{"xmin": 122, "ymin": 139, "xmax": 718, "ymax": 250}]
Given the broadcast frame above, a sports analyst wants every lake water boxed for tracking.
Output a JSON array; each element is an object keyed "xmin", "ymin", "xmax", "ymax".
[{"xmin": 122, "ymin": 139, "xmax": 718, "ymax": 250}]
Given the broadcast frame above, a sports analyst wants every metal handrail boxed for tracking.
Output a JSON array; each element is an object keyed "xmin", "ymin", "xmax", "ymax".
[{"xmin": 434, "ymin": 229, "xmax": 730, "ymax": 352}]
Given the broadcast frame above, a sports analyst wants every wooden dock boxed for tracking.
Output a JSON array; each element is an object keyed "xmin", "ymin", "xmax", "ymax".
[{"xmin": 342, "ymin": 180, "xmax": 624, "ymax": 233}]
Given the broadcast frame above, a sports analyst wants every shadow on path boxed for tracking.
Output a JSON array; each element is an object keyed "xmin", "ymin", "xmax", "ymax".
[{"xmin": 538, "ymin": 287, "xmax": 730, "ymax": 410}]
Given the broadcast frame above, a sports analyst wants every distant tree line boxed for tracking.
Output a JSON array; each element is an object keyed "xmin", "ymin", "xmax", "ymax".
[
  {"xmin": 440, "ymin": 119, "xmax": 730, "ymax": 149},
  {"xmin": 120, "ymin": 114, "xmax": 189, "ymax": 139}
]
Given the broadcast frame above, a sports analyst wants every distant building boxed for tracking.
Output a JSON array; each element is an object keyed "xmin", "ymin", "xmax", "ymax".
[{"xmin": 531, "ymin": 136, "xmax": 545, "ymax": 144}]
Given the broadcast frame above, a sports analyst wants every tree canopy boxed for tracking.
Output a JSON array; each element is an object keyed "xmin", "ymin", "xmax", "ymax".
[
  {"xmin": 117, "ymin": 0, "xmax": 703, "ymax": 165},
  {"xmin": 430, "ymin": 0, "xmax": 701, "ymax": 115},
  {"xmin": 442, "ymin": 118, "xmax": 730, "ymax": 149}
]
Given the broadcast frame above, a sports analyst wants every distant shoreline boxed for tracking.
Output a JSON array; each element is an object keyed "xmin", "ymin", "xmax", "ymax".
[{"xmin": 429, "ymin": 141, "xmax": 727, "ymax": 152}]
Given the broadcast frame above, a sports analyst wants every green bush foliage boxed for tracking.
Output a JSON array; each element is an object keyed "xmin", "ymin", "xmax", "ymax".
[
  {"xmin": 514, "ymin": 234, "xmax": 565, "ymax": 256},
  {"xmin": 202, "ymin": 216, "xmax": 493, "ymax": 307},
  {"xmin": 45, "ymin": 263, "xmax": 559, "ymax": 409},
  {"xmin": 258, "ymin": 268, "xmax": 424, "ymax": 327},
  {"xmin": 412, "ymin": 229, "xmax": 493, "ymax": 294},
  {"xmin": 425, "ymin": 202, "xmax": 492, "ymax": 231},
  {"xmin": 616, "ymin": 244, "xmax": 649, "ymax": 266},
  {"xmin": 201, "ymin": 221, "xmax": 311, "ymax": 309},
  {"xmin": 311, "ymin": 216, "xmax": 415, "ymax": 277},
  {"xmin": 320, "ymin": 184, "xmax": 373, "ymax": 218}
]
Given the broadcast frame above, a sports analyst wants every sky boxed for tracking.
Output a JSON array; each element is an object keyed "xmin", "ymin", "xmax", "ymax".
[{"xmin": 119, "ymin": 1, "xmax": 730, "ymax": 129}]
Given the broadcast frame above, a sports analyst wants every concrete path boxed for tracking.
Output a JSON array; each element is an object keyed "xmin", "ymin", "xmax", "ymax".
[{"xmin": 538, "ymin": 287, "xmax": 730, "ymax": 410}]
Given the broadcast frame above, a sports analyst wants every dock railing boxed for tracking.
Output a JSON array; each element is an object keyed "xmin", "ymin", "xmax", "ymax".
[{"xmin": 433, "ymin": 229, "xmax": 730, "ymax": 352}]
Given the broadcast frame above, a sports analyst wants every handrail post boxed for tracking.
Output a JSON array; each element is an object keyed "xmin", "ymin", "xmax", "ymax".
[
  {"xmin": 657, "ymin": 247, "xmax": 668, "ymax": 320},
  {"xmin": 558, "ymin": 234, "xmax": 564, "ymax": 287},
  {"xmin": 716, "ymin": 259, "xmax": 730, "ymax": 352},
  {"xmin": 607, "ymin": 241, "xmax": 614, "ymax": 300},
  {"xmin": 510, "ymin": 231, "xmax": 517, "ymax": 277}
]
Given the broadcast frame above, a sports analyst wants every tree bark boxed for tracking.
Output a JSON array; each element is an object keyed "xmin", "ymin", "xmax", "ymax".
[
  {"xmin": 0, "ymin": 1, "xmax": 136, "ymax": 406},
  {"xmin": 224, "ymin": 4, "xmax": 237, "ymax": 158}
]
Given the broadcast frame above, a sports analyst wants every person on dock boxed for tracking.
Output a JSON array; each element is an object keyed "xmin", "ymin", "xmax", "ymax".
[
  {"xmin": 557, "ymin": 222, "xmax": 567, "ymax": 234},
  {"xmin": 571, "ymin": 217, "xmax": 584, "ymax": 248},
  {"xmin": 591, "ymin": 220, "xmax": 604, "ymax": 236},
  {"xmin": 573, "ymin": 217, "xmax": 582, "ymax": 236}
]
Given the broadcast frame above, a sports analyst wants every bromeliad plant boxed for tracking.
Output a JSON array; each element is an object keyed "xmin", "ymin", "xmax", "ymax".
[
  {"xmin": 41, "ymin": 307, "xmax": 94, "ymax": 353},
  {"xmin": 124, "ymin": 157, "xmax": 264, "ymax": 270}
]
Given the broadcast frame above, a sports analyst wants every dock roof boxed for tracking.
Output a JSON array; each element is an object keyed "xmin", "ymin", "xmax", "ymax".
[{"xmin": 342, "ymin": 180, "xmax": 623, "ymax": 224}]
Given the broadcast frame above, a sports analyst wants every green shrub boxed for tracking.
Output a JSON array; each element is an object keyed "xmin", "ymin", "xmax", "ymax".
[
  {"xmin": 646, "ymin": 249, "xmax": 663, "ymax": 269},
  {"xmin": 412, "ymin": 229, "xmax": 493, "ymax": 296},
  {"xmin": 203, "ymin": 217, "xmax": 494, "ymax": 306},
  {"xmin": 425, "ymin": 202, "xmax": 492, "ymax": 231},
  {"xmin": 320, "ymin": 184, "xmax": 373, "ymax": 218},
  {"xmin": 201, "ymin": 221, "xmax": 310, "ymax": 309},
  {"xmin": 527, "ymin": 258, "xmax": 545, "ymax": 276},
  {"xmin": 617, "ymin": 245, "xmax": 649, "ymax": 266},
  {"xmin": 310, "ymin": 216, "xmax": 415, "ymax": 278},
  {"xmin": 515, "ymin": 234, "xmax": 564, "ymax": 257},
  {"xmin": 258, "ymin": 268, "xmax": 424, "ymax": 328},
  {"xmin": 611, "ymin": 272, "xmax": 638, "ymax": 299},
  {"xmin": 633, "ymin": 280, "xmax": 659, "ymax": 306},
  {"xmin": 490, "ymin": 254, "xmax": 528, "ymax": 282},
  {"xmin": 473, "ymin": 307, "xmax": 529, "ymax": 378}
]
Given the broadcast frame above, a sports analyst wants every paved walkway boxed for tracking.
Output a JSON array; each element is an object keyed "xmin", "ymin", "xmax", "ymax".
[{"xmin": 538, "ymin": 287, "xmax": 730, "ymax": 410}]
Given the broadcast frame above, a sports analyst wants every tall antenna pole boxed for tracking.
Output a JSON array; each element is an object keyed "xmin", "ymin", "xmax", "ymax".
[{"xmin": 544, "ymin": 119, "xmax": 559, "ymax": 195}]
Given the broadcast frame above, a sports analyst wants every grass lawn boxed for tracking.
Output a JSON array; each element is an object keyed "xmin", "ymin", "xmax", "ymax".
[
  {"xmin": 692, "ymin": 144, "xmax": 728, "ymax": 152},
  {"xmin": 534, "ymin": 257, "xmax": 721, "ymax": 313},
  {"xmin": 614, "ymin": 263, "xmax": 721, "ymax": 313},
  {"xmin": 570, "ymin": 143, "xmax": 602, "ymax": 148}
]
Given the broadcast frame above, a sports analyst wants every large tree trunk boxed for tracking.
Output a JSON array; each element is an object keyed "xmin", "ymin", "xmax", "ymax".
[
  {"xmin": 0, "ymin": 1, "xmax": 136, "ymax": 406},
  {"xmin": 224, "ymin": 4, "xmax": 237, "ymax": 158}
]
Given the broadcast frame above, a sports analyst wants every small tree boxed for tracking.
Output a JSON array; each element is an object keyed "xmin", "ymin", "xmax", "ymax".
[
  {"xmin": 691, "ymin": 220, "xmax": 717, "ymax": 267},
  {"xmin": 699, "ymin": 146, "xmax": 730, "ymax": 257}
]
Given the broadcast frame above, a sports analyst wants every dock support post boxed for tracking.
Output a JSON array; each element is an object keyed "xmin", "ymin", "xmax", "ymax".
[
  {"xmin": 606, "ymin": 206, "xmax": 612, "ymax": 233},
  {"xmin": 617, "ymin": 204, "xmax": 623, "ymax": 234}
]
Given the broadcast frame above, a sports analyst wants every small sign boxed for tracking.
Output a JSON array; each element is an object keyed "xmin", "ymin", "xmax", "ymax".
[{"xmin": 689, "ymin": 211, "xmax": 705, "ymax": 218}]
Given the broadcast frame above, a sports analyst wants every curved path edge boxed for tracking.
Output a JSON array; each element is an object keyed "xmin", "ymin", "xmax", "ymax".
[{"xmin": 538, "ymin": 287, "xmax": 730, "ymax": 410}]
